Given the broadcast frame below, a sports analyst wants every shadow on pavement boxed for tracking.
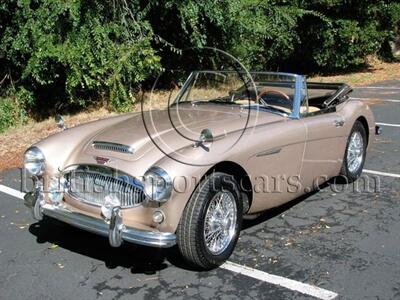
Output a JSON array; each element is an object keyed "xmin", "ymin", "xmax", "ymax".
[
  {"xmin": 28, "ymin": 180, "xmax": 335, "ymax": 273},
  {"xmin": 243, "ymin": 189, "xmax": 321, "ymax": 230},
  {"xmin": 28, "ymin": 217, "xmax": 196, "ymax": 273}
]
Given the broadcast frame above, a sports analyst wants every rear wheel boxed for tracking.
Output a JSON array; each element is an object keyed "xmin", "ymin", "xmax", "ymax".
[
  {"xmin": 340, "ymin": 121, "xmax": 367, "ymax": 182},
  {"xmin": 177, "ymin": 172, "xmax": 242, "ymax": 270}
]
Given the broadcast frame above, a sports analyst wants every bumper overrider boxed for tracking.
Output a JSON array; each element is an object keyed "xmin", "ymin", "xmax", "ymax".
[{"xmin": 23, "ymin": 189, "xmax": 176, "ymax": 248}]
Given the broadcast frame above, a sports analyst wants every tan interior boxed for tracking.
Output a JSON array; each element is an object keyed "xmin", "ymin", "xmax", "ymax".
[
  {"xmin": 300, "ymin": 106, "xmax": 320, "ymax": 113},
  {"xmin": 234, "ymin": 99, "xmax": 320, "ymax": 114}
]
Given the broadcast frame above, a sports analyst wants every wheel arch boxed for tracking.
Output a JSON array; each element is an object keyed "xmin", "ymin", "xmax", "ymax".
[
  {"xmin": 356, "ymin": 116, "xmax": 369, "ymax": 146},
  {"xmin": 203, "ymin": 161, "xmax": 253, "ymax": 213}
]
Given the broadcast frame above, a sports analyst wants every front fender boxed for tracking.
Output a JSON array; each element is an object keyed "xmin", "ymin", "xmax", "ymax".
[
  {"xmin": 337, "ymin": 100, "xmax": 376, "ymax": 148},
  {"xmin": 34, "ymin": 114, "xmax": 134, "ymax": 175},
  {"xmin": 153, "ymin": 131, "xmax": 247, "ymax": 232}
]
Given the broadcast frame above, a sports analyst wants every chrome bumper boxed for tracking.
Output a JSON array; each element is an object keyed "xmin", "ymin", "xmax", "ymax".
[
  {"xmin": 375, "ymin": 125, "xmax": 382, "ymax": 135},
  {"xmin": 24, "ymin": 192, "xmax": 176, "ymax": 248}
]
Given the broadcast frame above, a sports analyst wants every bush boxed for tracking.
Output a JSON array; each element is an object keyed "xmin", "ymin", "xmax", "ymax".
[
  {"xmin": 294, "ymin": 1, "xmax": 400, "ymax": 72},
  {"xmin": 0, "ymin": 87, "xmax": 33, "ymax": 133},
  {"xmin": 146, "ymin": 1, "xmax": 400, "ymax": 72},
  {"xmin": 0, "ymin": 0, "xmax": 399, "ymax": 132},
  {"xmin": 0, "ymin": 0, "xmax": 161, "ymax": 115}
]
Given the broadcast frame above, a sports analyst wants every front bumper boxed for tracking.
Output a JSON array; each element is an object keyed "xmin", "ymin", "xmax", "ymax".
[{"xmin": 24, "ymin": 191, "xmax": 176, "ymax": 248}]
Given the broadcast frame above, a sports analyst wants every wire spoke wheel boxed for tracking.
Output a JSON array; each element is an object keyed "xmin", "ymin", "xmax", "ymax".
[
  {"xmin": 203, "ymin": 191, "xmax": 237, "ymax": 255},
  {"xmin": 177, "ymin": 172, "xmax": 242, "ymax": 269},
  {"xmin": 347, "ymin": 131, "xmax": 364, "ymax": 173}
]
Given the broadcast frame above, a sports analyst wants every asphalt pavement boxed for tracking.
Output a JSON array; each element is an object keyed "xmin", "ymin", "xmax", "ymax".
[{"xmin": 0, "ymin": 80, "xmax": 399, "ymax": 300}]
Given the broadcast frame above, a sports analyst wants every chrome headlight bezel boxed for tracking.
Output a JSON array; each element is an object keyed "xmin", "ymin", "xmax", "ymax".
[
  {"xmin": 24, "ymin": 147, "xmax": 45, "ymax": 176},
  {"xmin": 143, "ymin": 167, "xmax": 172, "ymax": 202}
]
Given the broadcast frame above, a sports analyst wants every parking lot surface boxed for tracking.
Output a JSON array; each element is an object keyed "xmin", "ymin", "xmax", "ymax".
[{"xmin": 0, "ymin": 80, "xmax": 399, "ymax": 300}]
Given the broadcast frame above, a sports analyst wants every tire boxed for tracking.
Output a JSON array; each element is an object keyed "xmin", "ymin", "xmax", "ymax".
[
  {"xmin": 177, "ymin": 172, "xmax": 243, "ymax": 270},
  {"xmin": 340, "ymin": 120, "xmax": 367, "ymax": 183}
]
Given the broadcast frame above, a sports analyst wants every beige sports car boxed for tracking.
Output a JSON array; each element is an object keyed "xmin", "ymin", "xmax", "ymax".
[{"xmin": 23, "ymin": 71, "xmax": 378, "ymax": 269}]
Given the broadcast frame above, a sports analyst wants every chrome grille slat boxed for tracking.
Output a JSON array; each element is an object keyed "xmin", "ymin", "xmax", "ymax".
[
  {"xmin": 66, "ymin": 169, "xmax": 144, "ymax": 208},
  {"xmin": 92, "ymin": 141, "xmax": 134, "ymax": 154}
]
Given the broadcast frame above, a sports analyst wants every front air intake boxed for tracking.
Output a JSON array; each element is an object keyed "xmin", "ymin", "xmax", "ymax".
[
  {"xmin": 65, "ymin": 166, "xmax": 145, "ymax": 208},
  {"xmin": 92, "ymin": 141, "xmax": 134, "ymax": 154}
]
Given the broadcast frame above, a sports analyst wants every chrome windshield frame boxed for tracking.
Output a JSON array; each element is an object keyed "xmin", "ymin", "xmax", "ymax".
[
  {"xmin": 171, "ymin": 70, "xmax": 305, "ymax": 119},
  {"xmin": 290, "ymin": 74, "xmax": 306, "ymax": 120}
]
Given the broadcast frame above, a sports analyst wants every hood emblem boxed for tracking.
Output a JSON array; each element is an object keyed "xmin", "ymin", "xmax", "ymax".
[{"xmin": 95, "ymin": 156, "xmax": 111, "ymax": 165}]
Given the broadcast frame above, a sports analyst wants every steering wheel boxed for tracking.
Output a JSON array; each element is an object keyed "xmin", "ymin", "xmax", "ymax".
[{"xmin": 257, "ymin": 89, "xmax": 291, "ymax": 104}]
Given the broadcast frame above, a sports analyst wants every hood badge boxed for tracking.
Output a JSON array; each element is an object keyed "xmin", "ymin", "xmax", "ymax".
[{"xmin": 95, "ymin": 156, "xmax": 111, "ymax": 165}]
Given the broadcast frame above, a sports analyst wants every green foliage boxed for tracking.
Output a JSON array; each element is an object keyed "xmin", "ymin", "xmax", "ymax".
[
  {"xmin": 0, "ymin": 87, "xmax": 32, "ymax": 133},
  {"xmin": 146, "ymin": 0, "xmax": 400, "ymax": 72},
  {"xmin": 295, "ymin": 1, "xmax": 400, "ymax": 71},
  {"xmin": 0, "ymin": 0, "xmax": 161, "ymax": 115},
  {"xmin": 0, "ymin": 0, "xmax": 400, "ymax": 132}
]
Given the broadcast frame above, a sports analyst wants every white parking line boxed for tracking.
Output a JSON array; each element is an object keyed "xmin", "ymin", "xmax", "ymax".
[
  {"xmin": 0, "ymin": 184, "xmax": 25, "ymax": 199},
  {"xmin": 353, "ymin": 87, "xmax": 400, "ymax": 90},
  {"xmin": 363, "ymin": 169, "xmax": 400, "ymax": 178},
  {"xmin": 376, "ymin": 122, "xmax": 400, "ymax": 128},
  {"xmin": 0, "ymin": 183, "xmax": 338, "ymax": 299},
  {"xmin": 221, "ymin": 261, "xmax": 338, "ymax": 300},
  {"xmin": 350, "ymin": 97, "xmax": 400, "ymax": 103}
]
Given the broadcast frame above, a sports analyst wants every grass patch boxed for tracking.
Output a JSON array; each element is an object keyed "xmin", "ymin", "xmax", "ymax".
[{"xmin": 310, "ymin": 57, "xmax": 400, "ymax": 86}]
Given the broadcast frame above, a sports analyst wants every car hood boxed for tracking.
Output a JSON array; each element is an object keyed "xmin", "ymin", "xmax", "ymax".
[{"xmin": 76, "ymin": 104, "xmax": 284, "ymax": 164}]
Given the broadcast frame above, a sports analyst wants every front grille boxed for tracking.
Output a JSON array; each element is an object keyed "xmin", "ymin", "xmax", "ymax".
[
  {"xmin": 66, "ymin": 169, "xmax": 145, "ymax": 208},
  {"xmin": 92, "ymin": 141, "xmax": 134, "ymax": 154}
]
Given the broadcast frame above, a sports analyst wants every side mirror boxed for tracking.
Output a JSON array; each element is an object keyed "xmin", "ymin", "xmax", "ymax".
[
  {"xmin": 199, "ymin": 128, "xmax": 213, "ymax": 143},
  {"xmin": 193, "ymin": 128, "xmax": 213, "ymax": 151},
  {"xmin": 55, "ymin": 114, "xmax": 66, "ymax": 130}
]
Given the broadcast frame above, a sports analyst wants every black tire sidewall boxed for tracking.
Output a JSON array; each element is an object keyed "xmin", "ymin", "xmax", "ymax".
[
  {"xmin": 196, "ymin": 173, "xmax": 242, "ymax": 265},
  {"xmin": 342, "ymin": 121, "xmax": 367, "ymax": 181}
]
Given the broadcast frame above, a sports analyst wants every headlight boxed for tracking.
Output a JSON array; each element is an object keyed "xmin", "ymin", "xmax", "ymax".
[
  {"xmin": 24, "ymin": 147, "xmax": 45, "ymax": 175},
  {"xmin": 48, "ymin": 176, "xmax": 67, "ymax": 203},
  {"xmin": 143, "ymin": 167, "xmax": 172, "ymax": 202}
]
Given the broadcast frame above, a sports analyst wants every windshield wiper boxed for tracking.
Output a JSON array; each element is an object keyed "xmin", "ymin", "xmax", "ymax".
[
  {"xmin": 261, "ymin": 104, "xmax": 289, "ymax": 115},
  {"xmin": 209, "ymin": 98, "xmax": 237, "ymax": 105},
  {"xmin": 192, "ymin": 98, "xmax": 237, "ymax": 105}
]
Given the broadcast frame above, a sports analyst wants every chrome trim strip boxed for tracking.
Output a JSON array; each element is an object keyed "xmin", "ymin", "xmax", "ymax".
[
  {"xmin": 256, "ymin": 147, "xmax": 282, "ymax": 157},
  {"xmin": 41, "ymin": 204, "xmax": 176, "ymax": 248}
]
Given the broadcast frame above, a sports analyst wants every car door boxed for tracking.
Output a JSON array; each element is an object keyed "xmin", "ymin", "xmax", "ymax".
[
  {"xmin": 245, "ymin": 118, "xmax": 307, "ymax": 213},
  {"xmin": 300, "ymin": 107, "xmax": 347, "ymax": 190}
]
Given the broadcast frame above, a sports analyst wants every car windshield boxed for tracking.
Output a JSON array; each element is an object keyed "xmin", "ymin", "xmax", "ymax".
[{"xmin": 173, "ymin": 71, "xmax": 297, "ymax": 115}]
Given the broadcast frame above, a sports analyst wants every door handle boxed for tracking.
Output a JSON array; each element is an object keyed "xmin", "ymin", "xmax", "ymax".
[{"xmin": 334, "ymin": 119, "xmax": 345, "ymax": 127}]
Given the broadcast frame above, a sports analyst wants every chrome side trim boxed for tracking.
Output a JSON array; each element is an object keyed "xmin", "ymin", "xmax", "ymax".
[
  {"xmin": 256, "ymin": 147, "xmax": 282, "ymax": 157},
  {"xmin": 40, "ymin": 204, "xmax": 176, "ymax": 248}
]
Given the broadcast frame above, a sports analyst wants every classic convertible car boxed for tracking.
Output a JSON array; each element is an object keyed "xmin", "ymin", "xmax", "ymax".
[{"xmin": 24, "ymin": 71, "xmax": 378, "ymax": 269}]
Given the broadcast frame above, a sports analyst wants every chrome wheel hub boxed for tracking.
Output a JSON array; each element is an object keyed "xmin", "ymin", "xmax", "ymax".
[
  {"xmin": 347, "ymin": 131, "xmax": 364, "ymax": 173},
  {"xmin": 204, "ymin": 191, "xmax": 237, "ymax": 255}
]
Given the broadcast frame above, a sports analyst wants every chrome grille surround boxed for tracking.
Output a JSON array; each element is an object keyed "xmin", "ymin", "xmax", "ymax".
[
  {"xmin": 92, "ymin": 141, "xmax": 134, "ymax": 154},
  {"xmin": 64, "ymin": 165, "xmax": 145, "ymax": 208}
]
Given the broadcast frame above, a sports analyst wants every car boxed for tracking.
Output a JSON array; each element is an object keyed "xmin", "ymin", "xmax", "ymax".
[{"xmin": 23, "ymin": 71, "xmax": 378, "ymax": 269}]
